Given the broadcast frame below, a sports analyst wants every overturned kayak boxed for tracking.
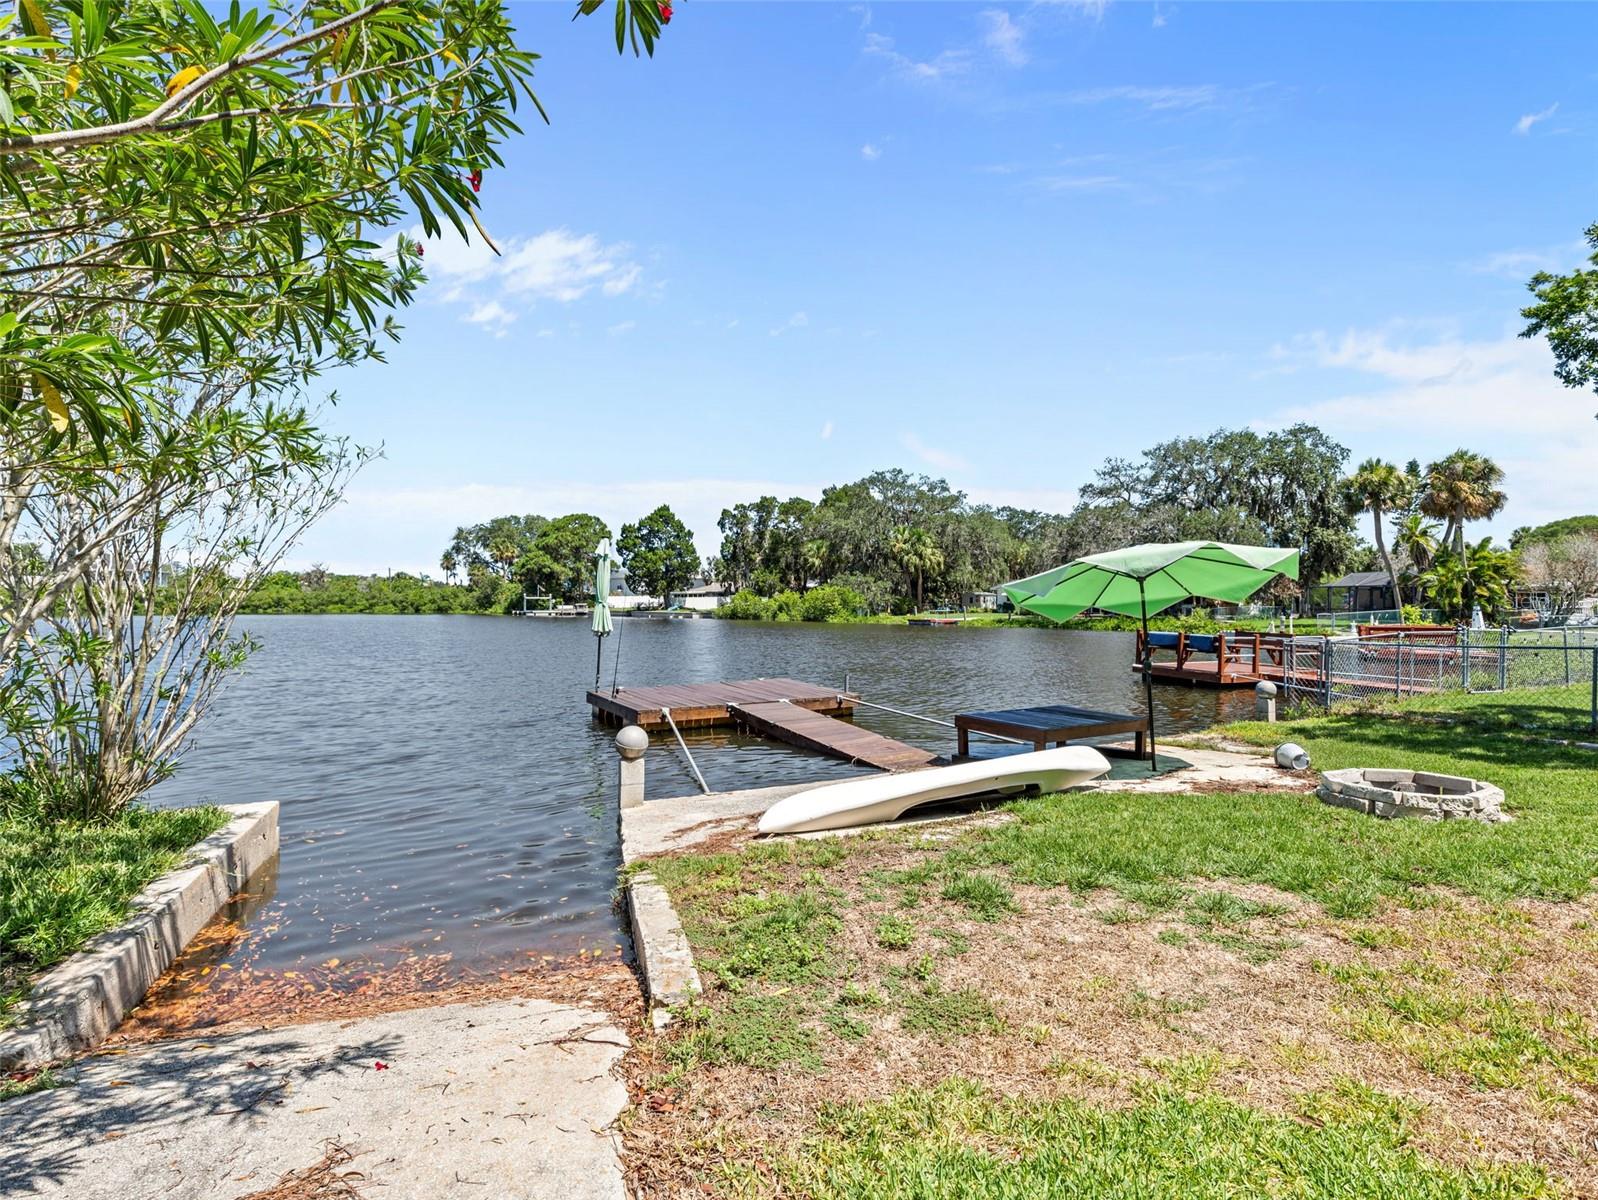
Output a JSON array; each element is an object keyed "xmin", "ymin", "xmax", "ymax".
[{"xmin": 757, "ymin": 746, "xmax": 1112, "ymax": 835}]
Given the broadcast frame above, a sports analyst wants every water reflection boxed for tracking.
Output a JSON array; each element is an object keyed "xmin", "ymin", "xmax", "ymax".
[{"xmin": 144, "ymin": 615, "xmax": 1249, "ymax": 994}]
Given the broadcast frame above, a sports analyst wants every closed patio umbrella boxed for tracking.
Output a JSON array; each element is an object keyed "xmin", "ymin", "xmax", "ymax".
[
  {"xmin": 1002, "ymin": 541, "xmax": 1300, "ymax": 771},
  {"xmin": 592, "ymin": 539, "xmax": 621, "ymax": 688}
]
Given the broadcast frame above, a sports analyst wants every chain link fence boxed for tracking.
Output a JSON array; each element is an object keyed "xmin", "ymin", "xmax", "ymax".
[
  {"xmin": 1313, "ymin": 608, "xmax": 1443, "ymax": 630},
  {"xmin": 1278, "ymin": 626, "xmax": 1598, "ymax": 735}
]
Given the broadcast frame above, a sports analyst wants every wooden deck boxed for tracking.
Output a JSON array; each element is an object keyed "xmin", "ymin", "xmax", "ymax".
[
  {"xmin": 587, "ymin": 677, "xmax": 852, "ymax": 729},
  {"xmin": 731, "ymin": 701, "xmax": 938, "ymax": 772}
]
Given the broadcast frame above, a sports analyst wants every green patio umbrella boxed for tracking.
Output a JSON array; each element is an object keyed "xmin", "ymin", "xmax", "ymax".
[
  {"xmin": 1002, "ymin": 541, "xmax": 1300, "ymax": 771},
  {"xmin": 592, "ymin": 539, "xmax": 621, "ymax": 688}
]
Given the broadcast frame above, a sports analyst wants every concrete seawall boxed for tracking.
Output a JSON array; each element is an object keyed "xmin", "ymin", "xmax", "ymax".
[{"xmin": 0, "ymin": 802, "xmax": 279, "ymax": 1070}]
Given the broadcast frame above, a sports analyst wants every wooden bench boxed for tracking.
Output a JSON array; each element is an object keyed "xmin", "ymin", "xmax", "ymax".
[{"xmin": 954, "ymin": 704, "xmax": 1151, "ymax": 760}]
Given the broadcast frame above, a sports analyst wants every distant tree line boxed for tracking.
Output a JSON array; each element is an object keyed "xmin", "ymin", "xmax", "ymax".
[
  {"xmin": 249, "ymin": 424, "xmax": 1556, "ymax": 621},
  {"xmin": 713, "ymin": 425, "xmax": 1358, "ymax": 614}
]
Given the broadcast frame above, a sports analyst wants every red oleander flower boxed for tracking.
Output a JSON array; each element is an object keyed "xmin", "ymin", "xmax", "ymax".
[
  {"xmin": 469, "ymin": 169, "xmax": 482, "ymax": 193},
  {"xmin": 659, "ymin": 2, "xmax": 672, "ymax": 24},
  {"xmin": 374, "ymin": 1060, "xmax": 389, "ymax": 1070}
]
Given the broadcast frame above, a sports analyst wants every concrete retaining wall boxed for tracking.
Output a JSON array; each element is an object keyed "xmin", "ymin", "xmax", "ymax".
[{"xmin": 0, "ymin": 802, "xmax": 278, "ymax": 1070}]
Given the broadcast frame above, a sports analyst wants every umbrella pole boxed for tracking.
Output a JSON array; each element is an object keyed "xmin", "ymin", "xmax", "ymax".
[
  {"xmin": 594, "ymin": 633, "xmax": 604, "ymax": 691},
  {"xmin": 1140, "ymin": 579, "xmax": 1157, "ymax": 773}
]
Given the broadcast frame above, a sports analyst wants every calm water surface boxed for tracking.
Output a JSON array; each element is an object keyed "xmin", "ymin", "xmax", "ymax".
[{"xmin": 144, "ymin": 616, "xmax": 1251, "ymax": 1002}]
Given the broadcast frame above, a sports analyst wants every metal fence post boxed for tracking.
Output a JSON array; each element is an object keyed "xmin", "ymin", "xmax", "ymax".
[
  {"xmin": 1322, "ymin": 637, "xmax": 1333, "ymax": 709},
  {"xmin": 1460, "ymin": 626, "xmax": 1471, "ymax": 690},
  {"xmin": 1591, "ymin": 647, "xmax": 1597, "ymax": 734},
  {"xmin": 1395, "ymin": 632, "xmax": 1404, "ymax": 696},
  {"xmin": 1564, "ymin": 626, "xmax": 1571, "ymax": 687},
  {"xmin": 1498, "ymin": 626, "xmax": 1509, "ymax": 691}
]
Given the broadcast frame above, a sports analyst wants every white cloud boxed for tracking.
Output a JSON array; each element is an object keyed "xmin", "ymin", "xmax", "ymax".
[
  {"xmin": 1262, "ymin": 326, "xmax": 1598, "ymax": 535},
  {"xmin": 820, "ymin": 420, "xmax": 835, "ymax": 440},
  {"xmin": 980, "ymin": 9, "xmax": 1028, "ymax": 66},
  {"xmin": 1151, "ymin": 9, "xmax": 1167, "ymax": 28},
  {"xmin": 770, "ymin": 311, "xmax": 810, "ymax": 336},
  {"xmin": 1467, "ymin": 247, "xmax": 1572, "ymax": 279},
  {"xmin": 1061, "ymin": 84, "xmax": 1223, "ymax": 111},
  {"xmin": 496, "ymin": 230, "xmax": 641, "ymax": 302},
  {"xmin": 1514, "ymin": 102, "xmax": 1559, "ymax": 136},
  {"xmin": 1037, "ymin": 174, "xmax": 1125, "ymax": 193},
  {"xmin": 860, "ymin": 142, "xmax": 882, "ymax": 161},
  {"xmin": 463, "ymin": 300, "xmax": 516, "ymax": 331},
  {"xmin": 864, "ymin": 31, "xmax": 971, "ymax": 82},
  {"xmin": 386, "ymin": 225, "xmax": 644, "ymax": 329},
  {"xmin": 606, "ymin": 320, "xmax": 636, "ymax": 336},
  {"xmin": 899, "ymin": 432, "xmax": 970, "ymax": 472}
]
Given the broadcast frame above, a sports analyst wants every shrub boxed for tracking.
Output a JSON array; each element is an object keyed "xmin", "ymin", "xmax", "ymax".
[
  {"xmin": 770, "ymin": 590, "xmax": 805, "ymax": 621},
  {"xmin": 801, "ymin": 585, "xmax": 865, "ymax": 622},
  {"xmin": 721, "ymin": 589, "xmax": 776, "ymax": 620}
]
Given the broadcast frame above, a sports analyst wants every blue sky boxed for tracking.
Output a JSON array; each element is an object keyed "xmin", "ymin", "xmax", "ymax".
[{"xmin": 292, "ymin": 1, "xmax": 1598, "ymax": 575}]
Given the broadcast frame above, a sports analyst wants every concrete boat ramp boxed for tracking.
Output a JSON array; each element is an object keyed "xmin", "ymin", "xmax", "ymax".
[{"xmin": 1, "ymin": 998, "xmax": 631, "ymax": 1200}]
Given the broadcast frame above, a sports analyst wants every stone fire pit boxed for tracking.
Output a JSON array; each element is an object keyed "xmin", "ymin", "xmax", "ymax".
[{"xmin": 1317, "ymin": 768, "xmax": 1510, "ymax": 824}]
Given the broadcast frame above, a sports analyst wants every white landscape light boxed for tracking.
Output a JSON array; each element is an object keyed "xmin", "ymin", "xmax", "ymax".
[{"xmin": 1274, "ymin": 743, "xmax": 1310, "ymax": 771}]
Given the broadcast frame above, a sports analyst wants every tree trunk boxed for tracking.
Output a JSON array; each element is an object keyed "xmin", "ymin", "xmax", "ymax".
[
  {"xmin": 1371, "ymin": 504, "xmax": 1402, "ymax": 609},
  {"xmin": 1455, "ymin": 506, "xmax": 1475, "ymax": 617}
]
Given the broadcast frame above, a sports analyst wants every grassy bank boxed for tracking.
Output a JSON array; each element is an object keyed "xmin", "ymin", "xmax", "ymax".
[
  {"xmin": 627, "ymin": 697, "xmax": 1598, "ymax": 1196},
  {"xmin": 0, "ymin": 806, "xmax": 228, "ymax": 1026}
]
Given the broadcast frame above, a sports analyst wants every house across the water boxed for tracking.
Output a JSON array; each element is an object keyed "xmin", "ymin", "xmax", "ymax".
[{"xmin": 667, "ymin": 581, "xmax": 735, "ymax": 611}]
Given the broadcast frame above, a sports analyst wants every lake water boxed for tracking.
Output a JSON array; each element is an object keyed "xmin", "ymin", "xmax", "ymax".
[{"xmin": 142, "ymin": 615, "xmax": 1251, "ymax": 1012}]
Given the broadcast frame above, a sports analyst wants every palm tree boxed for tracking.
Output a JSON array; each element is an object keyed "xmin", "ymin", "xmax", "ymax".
[
  {"xmin": 439, "ymin": 548, "xmax": 459, "ymax": 586},
  {"xmin": 1340, "ymin": 458, "xmax": 1413, "ymax": 607},
  {"xmin": 1418, "ymin": 450, "xmax": 1507, "ymax": 557},
  {"xmin": 1393, "ymin": 513, "xmax": 1440, "ymax": 574},
  {"xmin": 889, "ymin": 526, "xmax": 944, "ymax": 611},
  {"xmin": 1422, "ymin": 538, "xmax": 1519, "ymax": 622},
  {"xmin": 1419, "ymin": 450, "xmax": 1507, "ymax": 616},
  {"xmin": 1391, "ymin": 513, "xmax": 1440, "ymax": 610},
  {"xmin": 801, "ymin": 538, "xmax": 831, "ymax": 588}
]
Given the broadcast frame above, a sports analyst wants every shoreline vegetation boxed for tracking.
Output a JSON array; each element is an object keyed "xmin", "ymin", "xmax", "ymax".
[
  {"xmin": 231, "ymin": 572, "xmax": 1312, "ymax": 634},
  {"xmin": 0, "ymin": 803, "xmax": 228, "ymax": 1029},
  {"xmin": 626, "ymin": 689, "xmax": 1598, "ymax": 1196}
]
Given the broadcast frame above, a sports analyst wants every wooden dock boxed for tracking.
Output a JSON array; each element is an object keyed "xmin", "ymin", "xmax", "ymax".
[
  {"xmin": 587, "ymin": 677, "xmax": 937, "ymax": 772},
  {"xmin": 731, "ymin": 701, "xmax": 938, "ymax": 772},
  {"xmin": 587, "ymin": 677, "xmax": 852, "ymax": 728}
]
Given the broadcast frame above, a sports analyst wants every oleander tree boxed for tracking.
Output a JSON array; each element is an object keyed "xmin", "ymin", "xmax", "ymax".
[{"xmin": 0, "ymin": 0, "xmax": 671, "ymax": 817}]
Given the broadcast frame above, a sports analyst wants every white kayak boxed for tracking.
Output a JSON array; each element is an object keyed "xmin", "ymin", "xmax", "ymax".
[{"xmin": 756, "ymin": 746, "xmax": 1112, "ymax": 835}]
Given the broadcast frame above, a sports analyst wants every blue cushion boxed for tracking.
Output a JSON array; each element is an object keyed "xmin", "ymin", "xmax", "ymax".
[
  {"xmin": 1146, "ymin": 632, "xmax": 1180, "ymax": 649},
  {"xmin": 1186, "ymin": 634, "xmax": 1217, "ymax": 653}
]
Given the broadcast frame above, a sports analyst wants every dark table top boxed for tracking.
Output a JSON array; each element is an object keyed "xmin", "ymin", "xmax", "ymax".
[{"xmin": 955, "ymin": 704, "xmax": 1147, "ymax": 733}]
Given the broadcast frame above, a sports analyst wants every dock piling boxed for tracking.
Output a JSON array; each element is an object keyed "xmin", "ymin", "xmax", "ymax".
[{"xmin": 615, "ymin": 725, "xmax": 648, "ymax": 811}]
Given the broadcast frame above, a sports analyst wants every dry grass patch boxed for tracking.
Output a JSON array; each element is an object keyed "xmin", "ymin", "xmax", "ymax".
[{"xmin": 627, "ymin": 829, "xmax": 1596, "ymax": 1196}]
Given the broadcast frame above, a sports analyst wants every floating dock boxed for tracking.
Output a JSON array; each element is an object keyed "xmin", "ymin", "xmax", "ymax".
[
  {"xmin": 587, "ymin": 677, "xmax": 936, "ymax": 772},
  {"xmin": 587, "ymin": 677, "xmax": 852, "ymax": 728},
  {"xmin": 731, "ymin": 701, "xmax": 938, "ymax": 772}
]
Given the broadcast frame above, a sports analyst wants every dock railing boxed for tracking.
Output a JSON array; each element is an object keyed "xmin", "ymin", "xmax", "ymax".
[{"xmin": 1279, "ymin": 626, "xmax": 1598, "ymax": 735}]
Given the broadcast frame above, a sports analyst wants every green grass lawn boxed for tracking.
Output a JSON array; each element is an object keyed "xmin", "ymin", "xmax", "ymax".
[
  {"xmin": 0, "ymin": 805, "xmax": 227, "ymax": 1026},
  {"xmin": 632, "ymin": 700, "xmax": 1598, "ymax": 1197}
]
